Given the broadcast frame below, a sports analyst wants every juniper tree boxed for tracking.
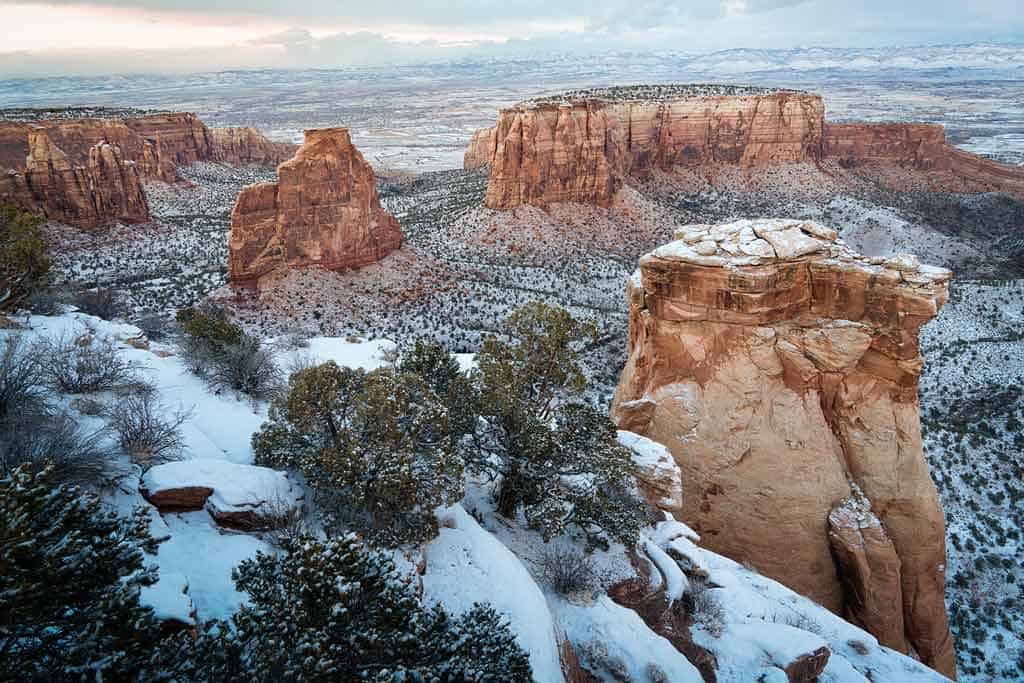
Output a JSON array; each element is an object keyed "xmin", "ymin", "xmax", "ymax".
[
  {"xmin": 0, "ymin": 466, "xmax": 166, "ymax": 680},
  {"xmin": 399, "ymin": 338, "xmax": 479, "ymax": 441},
  {"xmin": 0, "ymin": 204, "xmax": 49, "ymax": 312},
  {"xmin": 472, "ymin": 302, "xmax": 646, "ymax": 549},
  {"xmin": 184, "ymin": 534, "xmax": 533, "ymax": 682},
  {"xmin": 254, "ymin": 362, "xmax": 463, "ymax": 545}
]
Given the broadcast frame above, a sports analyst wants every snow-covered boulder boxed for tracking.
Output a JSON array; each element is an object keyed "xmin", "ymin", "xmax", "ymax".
[
  {"xmin": 423, "ymin": 505, "xmax": 564, "ymax": 683},
  {"xmin": 617, "ymin": 430, "xmax": 683, "ymax": 510},
  {"xmin": 141, "ymin": 460, "xmax": 304, "ymax": 530}
]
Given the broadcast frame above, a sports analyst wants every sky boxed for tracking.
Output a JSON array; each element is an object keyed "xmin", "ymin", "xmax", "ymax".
[{"xmin": 0, "ymin": 0, "xmax": 1022, "ymax": 77}]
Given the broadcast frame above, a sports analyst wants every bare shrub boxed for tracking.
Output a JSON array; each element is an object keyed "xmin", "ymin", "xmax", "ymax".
[
  {"xmin": 132, "ymin": 313, "xmax": 173, "ymax": 342},
  {"xmin": 0, "ymin": 334, "xmax": 47, "ymax": 420},
  {"xmin": 205, "ymin": 335, "xmax": 281, "ymax": 401},
  {"xmin": 262, "ymin": 494, "xmax": 311, "ymax": 547},
  {"xmin": 109, "ymin": 393, "xmax": 190, "ymax": 467},
  {"xmin": 44, "ymin": 333, "xmax": 138, "ymax": 394},
  {"xmin": 0, "ymin": 411, "xmax": 110, "ymax": 487},
  {"xmin": 71, "ymin": 288, "xmax": 124, "ymax": 320},
  {"xmin": 847, "ymin": 639, "xmax": 870, "ymax": 656},
  {"xmin": 25, "ymin": 289, "xmax": 61, "ymax": 315},
  {"xmin": 274, "ymin": 332, "xmax": 310, "ymax": 351},
  {"xmin": 645, "ymin": 663, "xmax": 669, "ymax": 683},
  {"xmin": 575, "ymin": 640, "xmax": 630, "ymax": 682},
  {"xmin": 535, "ymin": 546, "xmax": 596, "ymax": 596},
  {"xmin": 684, "ymin": 579, "xmax": 725, "ymax": 637}
]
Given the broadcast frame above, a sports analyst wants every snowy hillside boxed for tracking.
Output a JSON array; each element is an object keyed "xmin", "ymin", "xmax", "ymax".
[{"xmin": 0, "ymin": 309, "xmax": 952, "ymax": 681}]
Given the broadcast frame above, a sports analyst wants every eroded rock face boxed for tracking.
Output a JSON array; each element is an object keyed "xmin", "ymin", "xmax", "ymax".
[
  {"xmin": 0, "ymin": 130, "xmax": 149, "ymax": 228},
  {"xmin": 228, "ymin": 128, "xmax": 403, "ymax": 284},
  {"xmin": 479, "ymin": 87, "xmax": 824, "ymax": 208},
  {"xmin": 472, "ymin": 85, "xmax": 1024, "ymax": 209},
  {"xmin": 611, "ymin": 219, "xmax": 956, "ymax": 678},
  {"xmin": 211, "ymin": 127, "xmax": 298, "ymax": 167},
  {"xmin": 463, "ymin": 127, "xmax": 497, "ymax": 169},
  {"xmin": 0, "ymin": 112, "xmax": 291, "ymax": 226}
]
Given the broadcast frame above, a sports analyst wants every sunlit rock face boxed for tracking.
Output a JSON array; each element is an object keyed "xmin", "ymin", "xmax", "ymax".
[
  {"xmin": 0, "ymin": 129, "xmax": 149, "ymax": 228},
  {"xmin": 0, "ymin": 112, "xmax": 293, "ymax": 227},
  {"xmin": 228, "ymin": 127, "xmax": 403, "ymax": 286},
  {"xmin": 611, "ymin": 219, "xmax": 957, "ymax": 679},
  {"xmin": 469, "ymin": 84, "xmax": 1024, "ymax": 210}
]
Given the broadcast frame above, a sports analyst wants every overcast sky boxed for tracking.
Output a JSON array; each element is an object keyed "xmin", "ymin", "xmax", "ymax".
[{"xmin": 0, "ymin": 0, "xmax": 1021, "ymax": 77}]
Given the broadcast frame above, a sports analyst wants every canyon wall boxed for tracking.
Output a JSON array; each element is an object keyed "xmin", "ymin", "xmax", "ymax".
[
  {"xmin": 482, "ymin": 91, "xmax": 824, "ymax": 208},
  {"xmin": 471, "ymin": 88, "xmax": 1024, "ymax": 209},
  {"xmin": 0, "ymin": 113, "xmax": 294, "ymax": 227},
  {"xmin": 0, "ymin": 130, "xmax": 148, "ymax": 228},
  {"xmin": 611, "ymin": 219, "xmax": 956, "ymax": 679},
  {"xmin": 229, "ymin": 128, "xmax": 402, "ymax": 285}
]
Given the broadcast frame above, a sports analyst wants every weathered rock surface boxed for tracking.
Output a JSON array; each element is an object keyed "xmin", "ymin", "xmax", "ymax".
[
  {"xmin": 471, "ymin": 85, "xmax": 1024, "ymax": 208},
  {"xmin": 463, "ymin": 127, "xmax": 497, "ymax": 169},
  {"xmin": 140, "ymin": 460, "xmax": 304, "ymax": 531},
  {"xmin": 617, "ymin": 429, "xmax": 684, "ymax": 511},
  {"xmin": 210, "ymin": 127, "xmax": 298, "ymax": 167},
  {"xmin": 0, "ymin": 112, "xmax": 290, "ymax": 226},
  {"xmin": 0, "ymin": 130, "xmax": 149, "ymax": 228},
  {"xmin": 611, "ymin": 219, "xmax": 956, "ymax": 678},
  {"xmin": 228, "ymin": 127, "xmax": 403, "ymax": 285}
]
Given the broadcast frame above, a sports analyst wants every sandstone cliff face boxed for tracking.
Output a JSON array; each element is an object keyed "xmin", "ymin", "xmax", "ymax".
[
  {"xmin": 479, "ymin": 90, "xmax": 824, "ymax": 208},
  {"xmin": 229, "ymin": 128, "xmax": 403, "ymax": 285},
  {"xmin": 611, "ymin": 219, "xmax": 956, "ymax": 678},
  {"xmin": 211, "ymin": 127, "xmax": 298, "ymax": 167},
  {"xmin": 473, "ymin": 87, "xmax": 1024, "ymax": 209},
  {"xmin": 0, "ymin": 130, "xmax": 148, "ymax": 228},
  {"xmin": 463, "ymin": 127, "xmax": 497, "ymax": 169},
  {"xmin": 0, "ymin": 113, "xmax": 291, "ymax": 227}
]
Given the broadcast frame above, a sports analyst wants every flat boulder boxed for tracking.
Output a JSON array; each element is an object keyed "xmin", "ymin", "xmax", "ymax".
[{"xmin": 141, "ymin": 460, "xmax": 303, "ymax": 531}]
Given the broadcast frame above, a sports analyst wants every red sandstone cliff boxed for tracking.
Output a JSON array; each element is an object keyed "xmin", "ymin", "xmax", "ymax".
[
  {"xmin": 471, "ymin": 86, "xmax": 1024, "ymax": 208},
  {"xmin": 611, "ymin": 219, "xmax": 956, "ymax": 678},
  {"xmin": 0, "ymin": 130, "xmax": 148, "ymax": 228},
  {"xmin": 228, "ymin": 128, "xmax": 403, "ymax": 285},
  {"xmin": 0, "ymin": 113, "xmax": 293, "ymax": 228}
]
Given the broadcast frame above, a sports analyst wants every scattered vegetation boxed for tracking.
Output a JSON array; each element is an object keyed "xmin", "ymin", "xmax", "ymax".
[
  {"xmin": 535, "ymin": 546, "xmax": 596, "ymax": 596},
  {"xmin": 43, "ymin": 332, "xmax": 138, "ymax": 394},
  {"xmin": 0, "ymin": 204, "xmax": 49, "ymax": 312}
]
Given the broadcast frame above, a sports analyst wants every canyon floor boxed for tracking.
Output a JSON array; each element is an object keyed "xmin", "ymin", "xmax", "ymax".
[{"xmin": 13, "ymin": 62, "xmax": 1024, "ymax": 681}]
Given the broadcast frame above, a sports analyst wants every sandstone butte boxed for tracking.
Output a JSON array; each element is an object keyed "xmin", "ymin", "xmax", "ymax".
[
  {"xmin": 610, "ymin": 218, "xmax": 956, "ymax": 678},
  {"xmin": 466, "ymin": 84, "xmax": 1024, "ymax": 208},
  {"xmin": 228, "ymin": 128, "xmax": 403, "ymax": 285},
  {"xmin": 0, "ymin": 113, "xmax": 296, "ymax": 228}
]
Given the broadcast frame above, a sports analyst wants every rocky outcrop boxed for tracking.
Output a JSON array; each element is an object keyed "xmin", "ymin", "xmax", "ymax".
[
  {"xmin": 228, "ymin": 128, "xmax": 403, "ymax": 285},
  {"xmin": 464, "ymin": 127, "xmax": 497, "ymax": 169},
  {"xmin": 211, "ymin": 127, "xmax": 298, "ymax": 167},
  {"xmin": 611, "ymin": 219, "xmax": 956, "ymax": 678},
  {"xmin": 472, "ymin": 85, "xmax": 1024, "ymax": 209},
  {"xmin": 0, "ymin": 112, "xmax": 290, "ymax": 227},
  {"xmin": 0, "ymin": 130, "xmax": 149, "ymax": 228},
  {"xmin": 140, "ymin": 460, "xmax": 304, "ymax": 531}
]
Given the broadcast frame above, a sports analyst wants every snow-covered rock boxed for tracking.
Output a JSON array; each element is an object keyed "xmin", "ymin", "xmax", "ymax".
[
  {"xmin": 617, "ymin": 430, "xmax": 683, "ymax": 510},
  {"xmin": 141, "ymin": 459, "xmax": 304, "ymax": 530},
  {"xmin": 423, "ymin": 505, "xmax": 564, "ymax": 683}
]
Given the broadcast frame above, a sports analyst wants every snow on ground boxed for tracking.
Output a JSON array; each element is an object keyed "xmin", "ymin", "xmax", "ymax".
[{"xmin": 423, "ymin": 504, "xmax": 564, "ymax": 683}]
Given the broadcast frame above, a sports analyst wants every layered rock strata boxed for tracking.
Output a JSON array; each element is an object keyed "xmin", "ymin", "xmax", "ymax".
[
  {"xmin": 470, "ymin": 85, "xmax": 1024, "ymax": 208},
  {"xmin": 0, "ymin": 113, "xmax": 294, "ymax": 226},
  {"xmin": 228, "ymin": 128, "xmax": 403, "ymax": 285},
  {"xmin": 0, "ymin": 130, "xmax": 148, "ymax": 227},
  {"xmin": 611, "ymin": 219, "xmax": 956, "ymax": 678}
]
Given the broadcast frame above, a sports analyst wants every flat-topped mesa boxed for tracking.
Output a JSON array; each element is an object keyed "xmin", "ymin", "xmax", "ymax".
[
  {"xmin": 228, "ymin": 127, "xmax": 403, "ymax": 286},
  {"xmin": 0, "ymin": 129, "xmax": 149, "ymax": 228},
  {"xmin": 471, "ymin": 83, "xmax": 1024, "ymax": 209},
  {"xmin": 611, "ymin": 219, "xmax": 956, "ymax": 679},
  {"xmin": 476, "ymin": 85, "xmax": 824, "ymax": 208}
]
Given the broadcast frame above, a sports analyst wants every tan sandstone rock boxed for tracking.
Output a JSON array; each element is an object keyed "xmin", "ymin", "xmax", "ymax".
[
  {"xmin": 611, "ymin": 218, "xmax": 956, "ymax": 678},
  {"xmin": 228, "ymin": 128, "xmax": 403, "ymax": 285}
]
